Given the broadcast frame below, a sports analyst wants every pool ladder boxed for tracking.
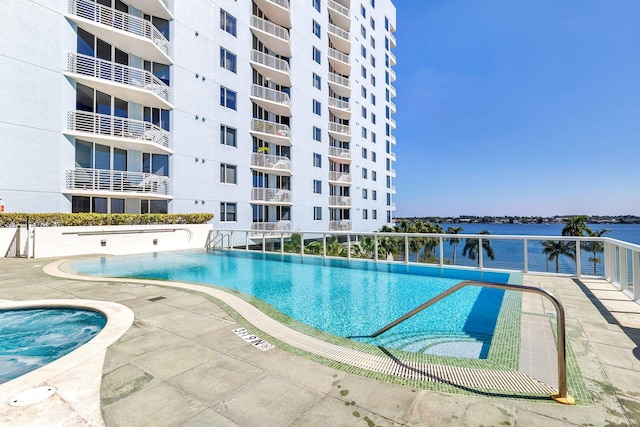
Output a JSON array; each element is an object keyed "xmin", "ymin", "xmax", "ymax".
[
  {"xmin": 206, "ymin": 231, "xmax": 230, "ymax": 250},
  {"xmin": 348, "ymin": 280, "xmax": 575, "ymax": 405}
]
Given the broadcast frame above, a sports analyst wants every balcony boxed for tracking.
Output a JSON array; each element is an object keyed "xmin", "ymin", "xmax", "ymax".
[
  {"xmin": 251, "ymin": 221, "xmax": 292, "ymax": 235},
  {"xmin": 125, "ymin": 0, "xmax": 173, "ymax": 20},
  {"xmin": 328, "ymin": 146, "xmax": 351, "ymax": 163},
  {"xmin": 250, "ymin": 50, "xmax": 291, "ymax": 86},
  {"xmin": 67, "ymin": 0, "xmax": 172, "ymax": 64},
  {"xmin": 254, "ymin": 0, "xmax": 291, "ymax": 28},
  {"xmin": 65, "ymin": 168, "xmax": 171, "ymax": 198},
  {"xmin": 389, "ymin": 100, "xmax": 396, "ymax": 113},
  {"xmin": 328, "ymin": 48, "xmax": 350, "ymax": 76},
  {"xmin": 389, "ymin": 134, "xmax": 396, "ymax": 145},
  {"xmin": 388, "ymin": 117, "xmax": 396, "ymax": 129},
  {"xmin": 328, "ymin": 97, "xmax": 350, "ymax": 119},
  {"xmin": 389, "ymin": 168, "xmax": 397, "ymax": 177},
  {"xmin": 389, "ymin": 31, "xmax": 397, "ymax": 48},
  {"xmin": 250, "ymin": 15, "xmax": 291, "ymax": 57},
  {"xmin": 250, "ymin": 84, "xmax": 291, "ymax": 117},
  {"xmin": 250, "ymin": 153, "xmax": 292, "ymax": 176},
  {"xmin": 250, "ymin": 118, "xmax": 291, "ymax": 146},
  {"xmin": 389, "ymin": 68, "xmax": 397, "ymax": 82},
  {"xmin": 328, "ymin": 122, "xmax": 351, "ymax": 141},
  {"xmin": 328, "ymin": 171, "xmax": 351, "ymax": 184},
  {"xmin": 65, "ymin": 53, "xmax": 172, "ymax": 109},
  {"xmin": 329, "ymin": 220, "xmax": 352, "ymax": 231},
  {"xmin": 250, "ymin": 188, "xmax": 292, "ymax": 205},
  {"xmin": 328, "ymin": 72, "xmax": 351, "ymax": 97},
  {"xmin": 389, "ymin": 151, "xmax": 396, "ymax": 161},
  {"xmin": 65, "ymin": 111, "xmax": 172, "ymax": 154},
  {"xmin": 328, "ymin": 196, "xmax": 352, "ymax": 207},
  {"xmin": 389, "ymin": 50, "xmax": 396, "ymax": 66},
  {"xmin": 390, "ymin": 84, "xmax": 396, "ymax": 98},
  {"xmin": 328, "ymin": 24, "xmax": 350, "ymax": 54},
  {"xmin": 390, "ymin": 185, "xmax": 397, "ymax": 194},
  {"xmin": 328, "ymin": 0, "xmax": 350, "ymax": 32}
]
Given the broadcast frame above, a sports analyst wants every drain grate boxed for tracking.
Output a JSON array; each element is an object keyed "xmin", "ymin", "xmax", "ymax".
[{"xmin": 147, "ymin": 296, "xmax": 167, "ymax": 302}]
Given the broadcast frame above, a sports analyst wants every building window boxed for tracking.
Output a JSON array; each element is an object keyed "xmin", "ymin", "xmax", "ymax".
[
  {"xmin": 385, "ymin": 54, "xmax": 389, "ymax": 67},
  {"xmin": 386, "ymin": 174, "xmax": 391, "ymax": 187},
  {"xmin": 362, "ymin": 167, "xmax": 368, "ymax": 179},
  {"xmin": 313, "ymin": 0, "xmax": 321, "ymax": 12},
  {"xmin": 372, "ymin": 94, "xmax": 376, "ymax": 105},
  {"xmin": 361, "ymin": 65, "xmax": 367, "ymax": 78},
  {"xmin": 371, "ymin": 0, "xmax": 375, "ymax": 8},
  {"xmin": 385, "ymin": 88, "xmax": 390, "ymax": 101},
  {"xmin": 362, "ymin": 188, "xmax": 368, "ymax": 199},
  {"xmin": 220, "ymin": 202, "xmax": 237, "ymax": 222},
  {"xmin": 313, "ymin": 179, "xmax": 322, "ymax": 194},
  {"xmin": 385, "ymin": 37, "xmax": 389, "ymax": 50},
  {"xmin": 385, "ymin": 71, "xmax": 390, "ymax": 84},
  {"xmin": 387, "ymin": 193, "xmax": 391, "ymax": 206},
  {"xmin": 361, "ymin": 86, "xmax": 367, "ymax": 98},
  {"xmin": 362, "ymin": 209, "xmax": 368, "ymax": 220},
  {"xmin": 362, "ymin": 147, "xmax": 368, "ymax": 158},
  {"xmin": 361, "ymin": 25, "xmax": 366, "ymax": 38},
  {"xmin": 386, "ymin": 158, "xmax": 391, "ymax": 171},
  {"xmin": 220, "ymin": 10, "xmax": 237, "ymax": 36},
  {"xmin": 361, "ymin": 106, "xmax": 367, "ymax": 118},
  {"xmin": 372, "ymin": 209, "xmax": 377, "ymax": 220},
  {"xmin": 371, "ymin": 56, "xmax": 376, "ymax": 67},
  {"xmin": 313, "ymin": 99, "xmax": 322, "ymax": 115},
  {"xmin": 371, "ymin": 113, "xmax": 376, "ymax": 124},
  {"xmin": 372, "ymin": 190, "xmax": 377, "ymax": 200},
  {"xmin": 361, "ymin": 5, "xmax": 366, "ymax": 17},
  {"xmin": 371, "ymin": 75, "xmax": 376, "ymax": 86},
  {"xmin": 313, "ymin": 46, "xmax": 321, "ymax": 64},
  {"xmin": 314, "ymin": 206, "xmax": 322, "ymax": 220},
  {"xmin": 362, "ymin": 127, "xmax": 367, "ymax": 138},
  {"xmin": 371, "ymin": 132, "xmax": 377, "ymax": 143},
  {"xmin": 220, "ymin": 47, "xmax": 236, "ymax": 73},
  {"xmin": 220, "ymin": 125, "xmax": 237, "ymax": 147},
  {"xmin": 220, "ymin": 86, "xmax": 237, "ymax": 110},
  {"xmin": 370, "ymin": 18, "xmax": 375, "ymax": 30},
  {"xmin": 386, "ymin": 140, "xmax": 391, "ymax": 153},
  {"xmin": 372, "ymin": 170, "xmax": 377, "ymax": 181},
  {"xmin": 313, "ymin": 153, "xmax": 322, "ymax": 167},
  {"xmin": 313, "ymin": 73, "xmax": 321, "ymax": 90},
  {"xmin": 372, "ymin": 152, "xmax": 377, "ymax": 162},
  {"xmin": 361, "ymin": 45, "xmax": 367, "ymax": 58},
  {"xmin": 220, "ymin": 163, "xmax": 237, "ymax": 184},
  {"xmin": 313, "ymin": 126, "xmax": 322, "ymax": 142},
  {"xmin": 387, "ymin": 210, "xmax": 392, "ymax": 223},
  {"xmin": 385, "ymin": 17, "xmax": 389, "ymax": 30},
  {"xmin": 313, "ymin": 20, "xmax": 321, "ymax": 38}
]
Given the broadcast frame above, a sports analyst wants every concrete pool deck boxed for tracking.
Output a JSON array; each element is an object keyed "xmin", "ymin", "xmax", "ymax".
[{"xmin": 0, "ymin": 257, "xmax": 639, "ymax": 426}]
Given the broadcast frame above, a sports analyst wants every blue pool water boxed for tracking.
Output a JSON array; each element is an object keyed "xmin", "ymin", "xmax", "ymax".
[
  {"xmin": 0, "ymin": 308, "xmax": 106, "ymax": 384},
  {"xmin": 71, "ymin": 250, "xmax": 512, "ymax": 358}
]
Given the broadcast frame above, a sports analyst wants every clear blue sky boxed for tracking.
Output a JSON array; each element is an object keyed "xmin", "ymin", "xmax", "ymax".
[{"xmin": 392, "ymin": 0, "xmax": 640, "ymax": 217}]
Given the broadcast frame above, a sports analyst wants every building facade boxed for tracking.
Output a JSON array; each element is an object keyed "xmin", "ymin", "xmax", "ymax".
[{"xmin": 0, "ymin": 0, "xmax": 397, "ymax": 232}]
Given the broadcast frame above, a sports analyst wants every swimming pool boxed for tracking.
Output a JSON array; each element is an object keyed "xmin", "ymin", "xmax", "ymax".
[
  {"xmin": 70, "ymin": 250, "xmax": 514, "ymax": 358},
  {"xmin": 0, "ymin": 308, "xmax": 106, "ymax": 384}
]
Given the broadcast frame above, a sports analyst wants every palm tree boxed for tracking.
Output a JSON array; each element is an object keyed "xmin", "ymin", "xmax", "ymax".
[
  {"xmin": 351, "ymin": 236, "xmax": 375, "ymax": 259},
  {"xmin": 304, "ymin": 240, "xmax": 322, "ymax": 255},
  {"xmin": 446, "ymin": 226, "xmax": 464, "ymax": 265},
  {"xmin": 581, "ymin": 229, "xmax": 610, "ymax": 275},
  {"xmin": 562, "ymin": 215, "xmax": 591, "ymax": 237},
  {"xmin": 284, "ymin": 233, "xmax": 302, "ymax": 253},
  {"xmin": 462, "ymin": 230, "xmax": 495, "ymax": 266},
  {"xmin": 422, "ymin": 222, "xmax": 443, "ymax": 260},
  {"xmin": 541, "ymin": 240, "xmax": 576, "ymax": 273},
  {"xmin": 326, "ymin": 235, "xmax": 347, "ymax": 257}
]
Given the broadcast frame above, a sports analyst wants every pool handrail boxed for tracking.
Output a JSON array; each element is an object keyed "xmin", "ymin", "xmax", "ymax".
[{"xmin": 348, "ymin": 280, "xmax": 575, "ymax": 405}]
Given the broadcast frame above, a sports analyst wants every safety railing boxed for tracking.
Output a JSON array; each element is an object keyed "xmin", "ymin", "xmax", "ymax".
[
  {"xmin": 328, "ymin": 23, "xmax": 350, "ymax": 41},
  {"xmin": 328, "ymin": 0, "xmax": 349, "ymax": 18},
  {"xmin": 65, "ymin": 168, "xmax": 171, "ymax": 196},
  {"xmin": 328, "ymin": 146, "xmax": 351, "ymax": 159},
  {"xmin": 328, "ymin": 196, "xmax": 352, "ymax": 207},
  {"xmin": 251, "ymin": 84, "xmax": 290, "ymax": 105},
  {"xmin": 250, "ymin": 15, "xmax": 290, "ymax": 42},
  {"xmin": 250, "ymin": 49, "xmax": 290, "ymax": 73},
  {"xmin": 251, "ymin": 153, "xmax": 291, "ymax": 171},
  {"xmin": 329, "ymin": 72, "xmax": 350, "ymax": 88},
  {"xmin": 328, "ymin": 171, "xmax": 351, "ymax": 183},
  {"xmin": 328, "ymin": 122, "xmax": 351, "ymax": 135},
  {"xmin": 251, "ymin": 118, "xmax": 290, "ymax": 137},
  {"xmin": 68, "ymin": 0, "xmax": 171, "ymax": 57},
  {"xmin": 67, "ymin": 53, "xmax": 171, "ymax": 104},
  {"xmin": 328, "ymin": 97, "xmax": 350, "ymax": 111},
  {"xmin": 67, "ymin": 111, "xmax": 171, "ymax": 150},
  {"xmin": 347, "ymin": 280, "xmax": 574, "ymax": 405},
  {"xmin": 250, "ymin": 187, "xmax": 292, "ymax": 204},
  {"xmin": 328, "ymin": 48, "xmax": 350, "ymax": 65}
]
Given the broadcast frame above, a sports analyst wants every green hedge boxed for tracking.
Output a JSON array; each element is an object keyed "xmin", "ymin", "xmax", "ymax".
[{"xmin": 0, "ymin": 213, "xmax": 213, "ymax": 227}]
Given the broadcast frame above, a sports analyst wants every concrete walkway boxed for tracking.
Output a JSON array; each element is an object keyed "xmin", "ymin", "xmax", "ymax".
[{"xmin": 0, "ymin": 257, "xmax": 639, "ymax": 426}]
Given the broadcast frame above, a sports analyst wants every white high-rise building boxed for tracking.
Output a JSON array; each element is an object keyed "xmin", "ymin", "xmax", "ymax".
[{"xmin": 0, "ymin": 0, "xmax": 397, "ymax": 232}]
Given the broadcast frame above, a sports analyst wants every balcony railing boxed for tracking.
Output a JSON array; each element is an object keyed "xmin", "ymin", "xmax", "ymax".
[
  {"xmin": 251, "ymin": 118, "xmax": 290, "ymax": 137},
  {"xmin": 389, "ymin": 117, "xmax": 396, "ymax": 128},
  {"xmin": 251, "ymin": 153, "xmax": 291, "ymax": 171},
  {"xmin": 250, "ymin": 15, "xmax": 290, "ymax": 43},
  {"xmin": 67, "ymin": 111, "xmax": 171, "ymax": 150},
  {"xmin": 262, "ymin": 0, "xmax": 289, "ymax": 8},
  {"xmin": 328, "ymin": 0, "xmax": 350, "ymax": 18},
  {"xmin": 328, "ymin": 97, "xmax": 350, "ymax": 111},
  {"xmin": 251, "ymin": 221, "xmax": 292, "ymax": 232},
  {"xmin": 251, "ymin": 50, "xmax": 289, "ymax": 73},
  {"xmin": 389, "ymin": 51, "xmax": 397, "ymax": 66},
  {"xmin": 67, "ymin": 53, "xmax": 171, "ymax": 104},
  {"xmin": 389, "ymin": 31, "xmax": 397, "ymax": 47},
  {"xmin": 68, "ymin": 0, "xmax": 171, "ymax": 58},
  {"xmin": 328, "ymin": 23, "xmax": 350, "ymax": 41},
  {"xmin": 329, "ymin": 220, "xmax": 352, "ymax": 231},
  {"xmin": 328, "ymin": 122, "xmax": 350, "ymax": 136},
  {"xmin": 389, "ymin": 100, "xmax": 396, "ymax": 112},
  {"xmin": 251, "ymin": 84, "xmax": 290, "ymax": 105},
  {"xmin": 329, "ymin": 196, "xmax": 352, "ymax": 207},
  {"xmin": 328, "ymin": 171, "xmax": 351, "ymax": 183},
  {"xmin": 251, "ymin": 188, "xmax": 292, "ymax": 204},
  {"xmin": 329, "ymin": 72, "xmax": 350, "ymax": 88},
  {"xmin": 328, "ymin": 48, "xmax": 350, "ymax": 64},
  {"xmin": 389, "ymin": 68, "xmax": 397, "ymax": 82},
  {"xmin": 328, "ymin": 146, "xmax": 351, "ymax": 159},
  {"xmin": 65, "ymin": 168, "xmax": 171, "ymax": 196}
]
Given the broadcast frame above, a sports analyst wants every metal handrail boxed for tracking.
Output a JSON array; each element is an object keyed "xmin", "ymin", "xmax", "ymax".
[{"xmin": 349, "ymin": 280, "xmax": 575, "ymax": 405}]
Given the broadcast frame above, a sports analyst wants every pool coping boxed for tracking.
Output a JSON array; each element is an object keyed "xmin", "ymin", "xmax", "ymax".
[
  {"xmin": 0, "ymin": 298, "xmax": 134, "ymax": 426},
  {"xmin": 46, "ymin": 259, "xmax": 561, "ymax": 400}
]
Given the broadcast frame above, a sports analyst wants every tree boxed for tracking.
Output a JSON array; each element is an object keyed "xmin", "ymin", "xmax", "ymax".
[
  {"xmin": 351, "ymin": 236, "xmax": 375, "ymax": 259},
  {"xmin": 562, "ymin": 215, "xmax": 591, "ymax": 237},
  {"xmin": 422, "ymin": 222, "xmax": 443, "ymax": 261},
  {"xmin": 581, "ymin": 229, "xmax": 610, "ymax": 275},
  {"xmin": 462, "ymin": 230, "xmax": 495, "ymax": 266},
  {"xmin": 446, "ymin": 226, "xmax": 464, "ymax": 265},
  {"xmin": 541, "ymin": 240, "xmax": 576, "ymax": 273},
  {"xmin": 377, "ymin": 226, "xmax": 401, "ymax": 260},
  {"xmin": 284, "ymin": 233, "xmax": 302, "ymax": 253},
  {"xmin": 326, "ymin": 235, "xmax": 347, "ymax": 257}
]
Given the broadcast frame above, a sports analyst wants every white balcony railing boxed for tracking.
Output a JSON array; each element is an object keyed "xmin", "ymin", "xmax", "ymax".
[
  {"xmin": 251, "ymin": 118, "xmax": 290, "ymax": 137},
  {"xmin": 68, "ymin": 0, "xmax": 171, "ymax": 58},
  {"xmin": 329, "ymin": 196, "xmax": 352, "ymax": 207},
  {"xmin": 250, "ymin": 15, "xmax": 290, "ymax": 42},
  {"xmin": 328, "ymin": 171, "xmax": 351, "ymax": 183},
  {"xmin": 262, "ymin": 0, "xmax": 289, "ymax": 9},
  {"xmin": 67, "ymin": 53, "xmax": 172, "ymax": 104},
  {"xmin": 328, "ymin": 146, "xmax": 351, "ymax": 159},
  {"xmin": 328, "ymin": 97, "xmax": 350, "ymax": 111},
  {"xmin": 328, "ymin": 23, "xmax": 350, "ymax": 41},
  {"xmin": 329, "ymin": 72, "xmax": 350, "ymax": 88},
  {"xmin": 328, "ymin": 0, "xmax": 350, "ymax": 18},
  {"xmin": 251, "ymin": 84, "xmax": 290, "ymax": 105},
  {"xmin": 389, "ymin": 117, "xmax": 396, "ymax": 128},
  {"xmin": 329, "ymin": 220, "xmax": 352, "ymax": 231},
  {"xmin": 328, "ymin": 122, "xmax": 350, "ymax": 135},
  {"xmin": 251, "ymin": 153, "xmax": 291, "ymax": 171},
  {"xmin": 66, "ymin": 168, "xmax": 171, "ymax": 196},
  {"xmin": 328, "ymin": 48, "xmax": 350, "ymax": 64},
  {"xmin": 251, "ymin": 188, "xmax": 292, "ymax": 204},
  {"xmin": 251, "ymin": 50, "xmax": 290, "ymax": 73},
  {"xmin": 389, "ymin": 100, "xmax": 397, "ymax": 112},
  {"xmin": 67, "ymin": 111, "xmax": 171, "ymax": 150},
  {"xmin": 251, "ymin": 221, "xmax": 292, "ymax": 232}
]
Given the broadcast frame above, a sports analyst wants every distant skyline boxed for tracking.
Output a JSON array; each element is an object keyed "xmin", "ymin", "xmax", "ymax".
[{"xmin": 392, "ymin": 0, "xmax": 640, "ymax": 217}]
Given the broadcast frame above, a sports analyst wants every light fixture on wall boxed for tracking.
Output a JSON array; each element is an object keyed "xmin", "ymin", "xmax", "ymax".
[
  {"xmin": 201, "ymin": 158, "xmax": 205, "ymax": 163},
  {"xmin": 195, "ymin": 31, "xmax": 199, "ymax": 37},
  {"xmin": 195, "ymin": 73, "xmax": 199, "ymax": 78},
  {"xmin": 195, "ymin": 157, "xmax": 199, "ymax": 162},
  {"xmin": 201, "ymin": 200, "xmax": 205, "ymax": 205},
  {"xmin": 195, "ymin": 115, "xmax": 199, "ymax": 120}
]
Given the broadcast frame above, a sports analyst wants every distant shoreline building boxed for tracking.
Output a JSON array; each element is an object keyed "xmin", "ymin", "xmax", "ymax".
[{"xmin": 0, "ymin": 0, "xmax": 397, "ymax": 232}]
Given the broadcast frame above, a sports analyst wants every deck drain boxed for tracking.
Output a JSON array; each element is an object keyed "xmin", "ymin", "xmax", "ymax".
[
  {"xmin": 148, "ymin": 296, "xmax": 167, "ymax": 302},
  {"xmin": 9, "ymin": 386, "xmax": 56, "ymax": 407}
]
